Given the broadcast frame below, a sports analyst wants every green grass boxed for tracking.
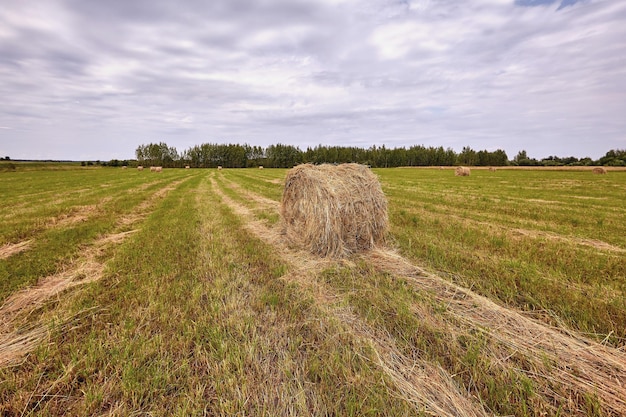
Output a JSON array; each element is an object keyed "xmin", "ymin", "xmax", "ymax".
[
  {"xmin": 378, "ymin": 168, "xmax": 626, "ymax": 345},
  {"xmin": 1, "ymin": 165, "xmax": 624, "ymax": 416}
]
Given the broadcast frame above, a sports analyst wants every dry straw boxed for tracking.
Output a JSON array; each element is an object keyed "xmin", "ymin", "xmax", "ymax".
[
  {"xmin": 455, "ymin": 166, "xmax": 471, "ymax": 176},
  {"xmin": 593, "ymin": 166, "xmax": 607, "ymax": 174},
  {"xmin": 280, "ymin": 163, "xmax": 388, "ymax": 257}
]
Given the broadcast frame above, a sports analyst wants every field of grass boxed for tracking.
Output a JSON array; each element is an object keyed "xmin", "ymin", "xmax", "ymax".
[{"xmin": 1, "ymin": 165, "xmax": 624, "ymax": 416}]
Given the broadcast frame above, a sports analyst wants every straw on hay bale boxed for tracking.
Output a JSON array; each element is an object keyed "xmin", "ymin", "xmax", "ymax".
[
  {"xmin": 137, "ymin": 166, "xmax": 144, "ymax": 171},
  {"xmin": 593, "ymin": 166, "xmax": 607, "ymax": 174},
  {"xmin": 455, "ymin": 166, "xmax": 471, "ymax": 176},
  {"xmin": 185, "ymin": 165, "xmax": 190, "ymax": 169},
  {"xmin": 259, "ymin": 166, "xmax": 264, "ymax": 169},
  {"xmin": 218, "ymin": 166, "xmax": 223, "ymax": 170},
  {"xmin": 280, "ymin": 163, "xmax": 388, "ymax": 258}
]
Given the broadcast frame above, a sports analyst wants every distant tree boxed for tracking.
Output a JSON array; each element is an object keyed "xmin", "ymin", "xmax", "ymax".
[
  {"xmin": 457, "ymin": 146, "xmax": 479, "ymax": 166},
  {"xmin": 81, "ymin": 161, "xmax": 86, "ymax": 166},
  {"xmin": 266, "ymin": 144, "xmax": 303, "ymax": 168},
  {"xmin": 598, "ymin": 149, "xmax": 626, "ymax": 166},
  {"xmin": 4, "ymin": 156, "xmax": 9, "ymax": 160},
  {"xmin": 513, "ymin": 150, "xmax": 539, "ymax": 166}
]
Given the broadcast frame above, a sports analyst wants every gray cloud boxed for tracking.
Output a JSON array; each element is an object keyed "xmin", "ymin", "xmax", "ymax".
[{"xmin": 0, "ymin": 0, "xmax": 624, "ymax": 161}]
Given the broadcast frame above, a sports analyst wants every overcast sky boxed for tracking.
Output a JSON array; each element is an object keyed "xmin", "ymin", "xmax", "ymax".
[{"xmin": 1, "ymin": 0, "xmax": 624, "ymax": 161}]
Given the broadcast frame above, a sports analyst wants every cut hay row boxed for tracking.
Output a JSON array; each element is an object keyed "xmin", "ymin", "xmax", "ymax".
[
  {"xmin": 367, "ymin": 249, "xmax": 626, "ymax": 415},
  {"xmin": 0, "ymin": 240, "xmax": 32, "ymax": 260},
  {"xmin": 220, "ymin": 171, "xmax": 626, "ymax": 415},
  {"xmin": 0, "ymin": 179, "xmax": 190, "ymax": 367},
  {"xmin": 218, "ymin": 175, "xmax": 279, "ymax": 210},
  {"xmin": 441, "ymin": 210, "xmax": 626, "ymax": 254},
  {"xmin": 210, "ymin": 175, "xmax": 490, "ymax": 417},
  {"xmin": 0, "ymin": 309, "xmax": 98, "ymax": 368},
  {"xmin": 455, "ymin": 166, "xmax": 471, "ymax": 176},
  {"xmin": 281, "ymin": 164, "xmax": 388, "ymax": 257}
]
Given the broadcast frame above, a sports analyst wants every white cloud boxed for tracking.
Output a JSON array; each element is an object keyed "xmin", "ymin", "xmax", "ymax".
[{"xmin": 0, "ymin": 0, "xmax": 624, "ymax": 160}]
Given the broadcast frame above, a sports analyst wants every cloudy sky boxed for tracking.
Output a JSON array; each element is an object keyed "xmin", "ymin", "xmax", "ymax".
[{"xmin": 1, "ymin": 0, "xmax": 624, "ymax": 161}]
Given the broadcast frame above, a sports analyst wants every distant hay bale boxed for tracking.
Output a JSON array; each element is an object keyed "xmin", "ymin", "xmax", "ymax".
[
  {"xmin": 489, "ymin": 167, "xmax": 497, "ymax": 172},
  {"xmin": 455, "ymin": 166, "xmax": 471, "ymax": 176},
  {"xmin": 218, "ymin": 166, "xmax": 223, "ymax": 170},
  {"xmin": 150, "ymin": 166, "xmax": 156, "ymax": 172},
  {"xmin": 137, "ymin": 166, "xmax": 144, "ymax": 171},
  {"xmin": 155, "ymin": 166, "xmax": 162, "ymax": 172},
  {"xmin": 122, "ymin": 166, "xmax": 127, "ymax": 169},
  {"xmin": 592, "ymin": 167, "xmax": 607, "ymax": 174},
  {"xmin": 280, "ymin": 163, "xmax": 388, "ymax": 258},
  {"xmin": 185, "ymin": 165, "xmax": 190, "ymax": 169},
  {"xmin": 259, "ymin": 166, "xmax": 264, "ymax": 169}
]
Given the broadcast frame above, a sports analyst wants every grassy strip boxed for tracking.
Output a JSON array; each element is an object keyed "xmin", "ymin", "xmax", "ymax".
[
  {"xmin": 378, "ymin": 168, "xmax": 626, "ymax": 346},
  {"xmin": 319, "ymin": 261, "xmax": 606, "ymax": 416},
  {"xmin": 0, "ymin": 174, "xmax": 195, "ymax": 303},
  {"xmin": 1, "ymin": 172, "xmax": 415, "ymax": 416},
  {"xmin": 221, "ymin": 168, "xmax": 284, "ymax": 202},
  {"xmin": 0, "ymin": 169, "xmax": 184, "ymax": 244}
]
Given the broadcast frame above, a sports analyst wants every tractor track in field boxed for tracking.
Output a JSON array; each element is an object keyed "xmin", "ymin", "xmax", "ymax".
[
  {"xmin": 213, "ymin": 173, "xmax": 626, "ymax": 416},
  {"xmin": 0, "ymin": 178, "xmax": 189, "ymax": 367}
]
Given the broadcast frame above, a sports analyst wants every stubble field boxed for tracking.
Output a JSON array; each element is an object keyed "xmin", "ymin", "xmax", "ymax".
[{"xmin": 1, "ymin": 164, "xmax": 625, "ymax": 416}]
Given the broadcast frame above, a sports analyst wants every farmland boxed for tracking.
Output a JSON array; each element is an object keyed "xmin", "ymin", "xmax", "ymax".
[{"xmin": 1, "ymin": 165, "xmax": 625, "ymax": 416}]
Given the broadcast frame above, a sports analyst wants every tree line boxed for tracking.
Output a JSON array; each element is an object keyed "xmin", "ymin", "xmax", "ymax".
[{"xmin": 116, "ymin": 142, "xmax": 625, "ymax": 169}]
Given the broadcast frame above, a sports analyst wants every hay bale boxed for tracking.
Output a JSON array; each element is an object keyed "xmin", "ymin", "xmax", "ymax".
[
  {"xmin": 122, "ymin": 166, "xmax": 127, "ymax": 169},
  {"xmin": 455, "ymin": 166, "xmax": 471, "ymax": 176},
  {"xmin": 150, "ymin": 166, "xmax": 156, "ymax": 172},
  {"xmin": 137, "ymin": 166, "xmax": 144, "ymax": 171},
  {"xmin": 488, "ymin": 167, "xmax": 497, "ymax": 172},
  {"xmin": 185, "ymin": 165, "xmax": 190, "ymax": 169},
  {"xmin": 259, "ymin": 166, "xmax": 264, "ymax": 169},
  {"xmin": 592, "ymin": 167, "xmax": 607, "ymax": 174},
  {"xmin": 218, "ymin": 166, "xmax": 223, "ymax": 170},
  {"xmin": 280, "ymin": 163, "xmax": 388, "ymax": 258},
  {"xmin": 155, "ymin": 166, "xmax": 162, "ymax": 172}
]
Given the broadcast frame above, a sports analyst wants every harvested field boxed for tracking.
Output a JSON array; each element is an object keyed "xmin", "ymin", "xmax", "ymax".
[{"xmin": 1, "ymin": 165, "xmax": 624, "ymax": 416}]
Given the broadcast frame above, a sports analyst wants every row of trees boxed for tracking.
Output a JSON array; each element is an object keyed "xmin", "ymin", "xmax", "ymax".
[{"xmin": 127, "ymin": 142, "xmax": 625, "ymax": 169}]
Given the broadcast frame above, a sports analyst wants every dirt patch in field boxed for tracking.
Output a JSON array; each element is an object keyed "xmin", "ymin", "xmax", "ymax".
[{"xmin": 0, "ymin": 240, "xmax": 32, "ymax": 260}]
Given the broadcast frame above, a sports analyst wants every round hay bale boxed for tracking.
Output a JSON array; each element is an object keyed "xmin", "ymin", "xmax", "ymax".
[
  {"xmin": 280, "ymin": 163, "xmax": 388, "ymax": 258},
  {"xmin": 455, "ymin": 166, "xmax": 471, "ymax": 176},
  {"xmin": 218, "ymin": 166, "xmax": 223, "ymax": 170},
  {"xmin": 185, "ymin": 165, "xmax": 190, "ymax": 169},
  {"xmin": 137, "ymin": 166, "xmax": 144, "ymax": 171},
  {"xmin": 592, "ymin": 166, "xmax": 607, "ymax": 174},
  {"xmin": 259, "ymin": 165, "xmax": 264, "ymax": 169}
]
